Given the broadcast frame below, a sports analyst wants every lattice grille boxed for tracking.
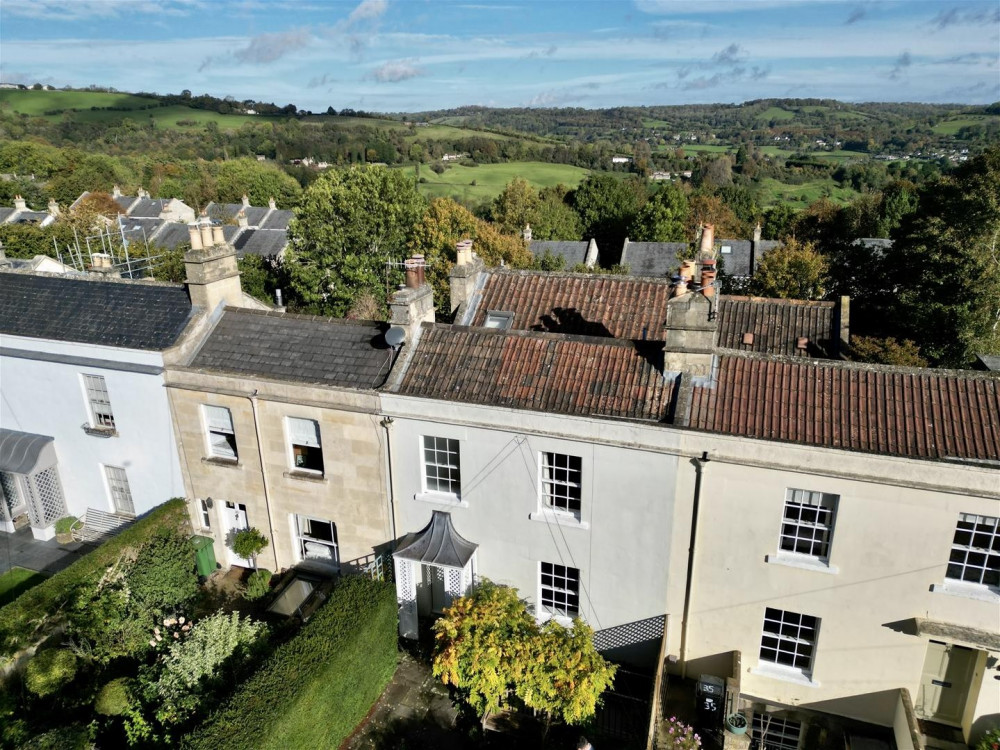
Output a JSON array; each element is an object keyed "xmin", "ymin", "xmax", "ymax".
[
  {"xmin": 592, "ymin": 615, "xmax": 665, "ymax": 652},
  {"xmin": 395, "ymin": 557, "xmax": 417, "ymax": 637},
  {"xmin": 0, "ymin": 472, "xmax": 19, "ymax": 520},
  {"xmin": 32, "ymin": 467, "xmax": 67, "ymax": 526}
]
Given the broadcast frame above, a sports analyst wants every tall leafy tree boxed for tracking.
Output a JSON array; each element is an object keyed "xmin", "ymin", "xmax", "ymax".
[
  {"xmin": 749, "ymin": 238, "xmax": 829, "ymax": 300},
  {"xmin": 572, "ymin": 174, "xmax": 646, "ymax": 256},
  {"xmin": 215, "ymin": 158, "xmax": 302, "ymax": 208},
  {"xmin": 628, "ymin": 182, "xmax": 688, "ymax": 242},
  {"xmin": 409, "ymin": 197, "xmax": 531, "ymax": 314},
  {"xmin": 287, "ymin": 166, "xmax": 426, "ymax": 315},
  {"xmin": 887, "ymin": 146, "xmax": 1000, "ymax": 366},
  {"xmin": 533, "ymin": 184, "xmax": 583, "ymax": 241},
  {"xmin": 489, "ymin": 178, "xmax": 540, "ymax": 236}
]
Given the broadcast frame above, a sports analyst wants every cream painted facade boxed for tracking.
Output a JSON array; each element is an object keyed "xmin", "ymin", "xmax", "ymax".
[
  {"xmin": 665, "ymin": 430, "xmax": 1000, "ymax": 744},
  {"xmin": 166, "ymin": 368, "xmax": 392, "ymax": 576}
]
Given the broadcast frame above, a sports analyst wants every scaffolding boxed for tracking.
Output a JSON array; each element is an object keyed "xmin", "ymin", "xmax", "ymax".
[{"xmin": 56, "ymin": 217, "xmax": 173, "ymax": 279}]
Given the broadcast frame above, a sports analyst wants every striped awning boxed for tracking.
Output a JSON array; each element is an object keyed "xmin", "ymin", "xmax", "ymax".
[{"xmin": 0, "ymin": 428, "xmax": 56, "ymax": 475}]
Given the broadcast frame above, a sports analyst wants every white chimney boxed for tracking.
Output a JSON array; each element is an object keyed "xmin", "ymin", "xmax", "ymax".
[
  {"xmin": 242, "ymin": 194, "xmax": 251, "ymax": 207},
  {"xmin": 13, "ymin": 195, "xmax": 26, "ymax": 211},
  {"xmin": 237, "ymin": 209, "xmax": 248, "ymax": 229},
  {"xmin": 199, "ymin": 221, "xmax": 214, "ymax": 249},
  {"xmin": 188, "ymin": 223, "xmax": 204, "ymax": 251},
  {"xmin": 523, "ymin": 224, "xmax": 532, "ymax": 242},
  {"xmin": 268, "ymin": 197, "xmax": 276, "ymax": 210},
  {"xmin": 212, "ymin": 223, "xmax": 226, "ymax": 246},
  {"xmin": 47, "ymin": 199, "xmax": 60, "ymax": 217},
  {"xmin": 112, "ymin": 185, "xmax": 122, "ymax": 198}
]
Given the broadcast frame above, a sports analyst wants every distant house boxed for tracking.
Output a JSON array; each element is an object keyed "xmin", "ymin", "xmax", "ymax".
[
  {"xmin": 528, "ymin": 239, "xmax": 599, "ymax": 270},
  {"xmin": 611, "ymin": 156, "xmax": 631, "ymax": 164},
  {"xmin": 441, "ymin": 153, "xmax": 468, "ymax": 162},
  {"xmin": 0, "ymin": 196, "xmax": 59, "ymax": 227}
]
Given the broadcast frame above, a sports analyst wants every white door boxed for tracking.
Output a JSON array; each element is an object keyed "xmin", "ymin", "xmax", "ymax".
[
  {"xmin": 916, "ymin": 641, "xmax": 978, "ymax": 727},
  {"xmin": 223, "ymin": 501, "xmax": 251, "ymax": 567}
]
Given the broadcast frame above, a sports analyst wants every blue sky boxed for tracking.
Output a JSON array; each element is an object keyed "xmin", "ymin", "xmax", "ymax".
[{"xmin": 1, "ymin": 0, "xmax": 997, "ymax": 111}]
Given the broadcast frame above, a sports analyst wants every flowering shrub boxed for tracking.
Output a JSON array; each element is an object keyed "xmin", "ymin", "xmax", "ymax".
[
  {"xmin": 662, "ymin": 716, "xmax": 702, "ymax": 749},
  {"xmin": 977, "ymin": 727, "xmax": 1000, "ymax": 750}
]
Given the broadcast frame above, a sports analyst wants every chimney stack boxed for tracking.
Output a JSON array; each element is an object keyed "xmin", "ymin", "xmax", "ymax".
[
  {"xmin": 268, "ymin": 197, "xmax": 276, "ymax": 210},
  {"xmin": 391, "ymin": 255, "xmax": 435, "ymax": 339},
  {"xmin": 112, "ymin": 185, "xmax": 122, "ymax": 198},
  {"xmin": 13, "ymin": 195, "xmax": 26, "ymax": 211},
  {"xmin": 753, "ymin": 221, "xmax": 762, "ymax": 245},
  {"xmin": 523, "ymin": 224, "xmax": 532, "ymax": 243},
  {"xmin": 242, "ymin": 194, "xmax": 251, "ymax": 207},
  {"xmin": 88, "ymin": 253, "xmax": 120, "ymax": 278},
  {"xmin": 237, "ymin": 209, "xmax": 248, "ymax": 229},
  {"xmin": 137, "ymin": 187, "xmax": 149, "ymax": 199},
  {"xmin": 184, "ymin": 222, "xmax": 243, "ymax": 311},
  {"xmin": 47, "ymin": 199, "xmax": 60, "ymax": 217},
  {"xmin": 663, "ymin": 291, "xmax": 718, "ymax": 376},
  {"xmin": 698, "ymin": 224, "xmax": 715, "ymax": 257},
  {"xmin": 450, "ymin": 239, "xmax": 485, "ymax": 319}
]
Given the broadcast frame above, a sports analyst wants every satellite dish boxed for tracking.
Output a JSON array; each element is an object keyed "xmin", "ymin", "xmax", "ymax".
[{"xmin": 384, "ymin": 326, "xmax": 406, "ymax": 348}]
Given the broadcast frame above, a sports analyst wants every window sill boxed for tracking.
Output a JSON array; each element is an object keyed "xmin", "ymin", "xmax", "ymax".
[
  {"xmin": 283, "ymin": 470, "xmax": 327, "ymax": 483},
  {"xmin": 415, "ymin": 491, "xmax": 468, "ymax": 508},
  {"xmin": 537, "ymin": 610, "xmax": 577, "ymax": 627},
  {"xmin": 751, "ymin": 663, "xmax": 820, "ymax": 688},
  {"xmin": 82, "ymin": 425, "xmax": 118, "ymax": 438},
  {"xmin": 931, "ymin": 581, "xmax": 1000, "ymax": 604},
  {"xmin": 529, "ymin": 509, "xmax": 590, "ymax": 530},
  {"xmin": 202, "ymin": 456, "xmax": 241, "ymax": 468},
  {"xmin": 765, "ymin": 552, "xmax": 838, "ymax": 575}
]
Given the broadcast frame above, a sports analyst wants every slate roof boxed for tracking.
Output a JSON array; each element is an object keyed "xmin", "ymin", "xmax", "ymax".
[
  {"xmin": 0, "ymin": 273, "xmax": 193, "ymax": 350},
  {"xmin": 118, "ymin": 216, "xmax": 164, "ymax": 238},
  {"xmin": 530, "ymin": 240, "xmax": 591, "ymax": 268},
  {"xmin": 619, "ymin": 241, "xmax": 689, "ymax": 277},
  {"xmin": 190, "ymin": 308, "xmax": 394, "ymax": 389},
  {"xmin": 688, "ymin": 354, "xmax": 1000, "ymax": 462},
  {"xmin": 975, "ymin": 354, "xmax": 1000, "ymax": 371},
  {"xmin": 0, "ymin": 207, "xmax": 15, "ymax": 223},
  {"xmin": 233, "ymin": 228, "xmax": 288, "ymax": 258},
  {"xmin": 396, "ymin": 324, "xmax": 674, "ymax": 421},
  {"xmin": 716, "ymin": 296, "xmax": 839, "ymax": 357},
  {"xmin": 113, "ymin": 196, "xmax": 137, "ymax": 213},
  {"xmin": 9, "ymin": 210, "xmax": 49, "ymax": 225},
  {"xmin": 716, "ymin": 239, "xmax": 753, "ymax": 277},
  {"xmin": 151, "ymin": 223, "xmax": 193, "ymax": 249},
  {"xmin": 261, "ymin": 209, "xmax": 293, "ymax": 230},
  {"xmin": 467, "ymin": 270, "xmax": 840, "ymax": 356},
  {"xmin": 205, "ymin": 203, "xmax": 269, "ymax": 227},
  {"xmin": 129, "ymin": 198, "xmax": 172, "ymax": 218}
]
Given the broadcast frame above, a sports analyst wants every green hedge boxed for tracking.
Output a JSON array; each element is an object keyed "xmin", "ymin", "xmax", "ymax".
[
  {"xmin": 0, "ymin": 499, "xmax": 190, "ymax": 660},
  {"xmin": 184, "ymin": 576, "xmax": 397, "ymax": 750}
]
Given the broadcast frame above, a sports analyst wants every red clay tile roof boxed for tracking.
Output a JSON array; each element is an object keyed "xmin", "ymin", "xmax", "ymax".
[
  {"xmin": 397, "ymin": 324, "xmax": 674, "ymax": 421},
  {"xmin": 688, "ymin": 354, "xmax": 1000, "ymax": 462},
  {"xmin": 718, "ymin": 296, "xmax": 838, "ymax": 357},
  {"xmin": 468, "ymin": 270, "xmax": 839, "ymax": 356}
]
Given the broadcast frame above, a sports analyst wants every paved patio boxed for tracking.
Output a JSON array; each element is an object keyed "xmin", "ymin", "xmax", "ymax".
[
  {"xmin": 343, "ymin": 650, "xmax": 466, "ymax": 750},
  {"xmin": 0, "ymin": 526, "xmax": 91, "ymax": 576}
]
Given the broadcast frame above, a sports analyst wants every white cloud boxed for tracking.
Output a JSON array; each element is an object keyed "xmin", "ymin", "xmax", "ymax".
[
  {"xmin": 346, "ymin": 0, "xmax": 388, "ymax": 25},
  {"xmin": 369, "ymin": 60, "xmax": 424, "ymax": 82}
]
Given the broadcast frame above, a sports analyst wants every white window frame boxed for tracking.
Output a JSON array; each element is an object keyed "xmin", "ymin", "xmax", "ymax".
[
  {"xmin": 946, "ymin": 513, "xmax": 1000, "ymax": 589},
  {"xmin": 103, "ymin": 465, "xmax": 135, "ymax": 516},
  {"xmin": 286, "ymin": 417, "xmax": 324, "ymax": 475},
  {"xmin": 484, "ymin": 310, "xmax": 514, "ymax": 330},
  {"xmin": 752, "ymin": 713, "xmax": 802, "ymax": 750},
  {"xmin": 422, "ymin": 436, "xmax": 461, "ymax": 497},
  {"xmin": 778, "ymin": 489, "xmax": 837, "ymax": 562},
  {"xmin": 294, "ymin": 514, "xmax": 339, "ymax": 569},
  {"xmin": 539, "ymin": 561, "xmax": 580, "ymax": 618},
  {"xmin": 82, "ymin": 374, "xmax": 116, "ymax": 431},
  {"xmin": 758, "ymin": 607, "xmax": 819, "ymax": 678},
  {"xmin": 540, "ymin": 452, "xmax": 582, "ymax": 519},
  {"xmin": 202, "ymin": 405, "xmax": 237, "ymax": 460}
]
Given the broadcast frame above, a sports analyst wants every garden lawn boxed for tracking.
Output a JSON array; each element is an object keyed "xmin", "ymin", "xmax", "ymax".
[
  {"xmin": 0, "ymin": 568, "xmax": 47, "ymax": 608},
  {"xmin": 409, "ymin": 161, "xmax": 591, "ymax": 202}
]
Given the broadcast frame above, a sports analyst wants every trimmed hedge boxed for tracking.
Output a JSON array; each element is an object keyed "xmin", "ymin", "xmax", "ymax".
[
  {"xmin": 0, "ymin": 499, "xmax": 190, "ymax": 660},
  {"xmin": 184, "ymin": 576, "xmax": 397, "ymax": 750}
]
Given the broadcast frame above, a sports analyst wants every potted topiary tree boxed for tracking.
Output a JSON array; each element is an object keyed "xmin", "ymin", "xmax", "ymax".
[{"xmin": 229, "ymin": 527, "xmax": 269, "ymax": 570}]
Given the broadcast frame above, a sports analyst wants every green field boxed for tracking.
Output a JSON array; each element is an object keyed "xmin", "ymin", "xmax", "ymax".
[
  {"xmin": 757, "ymin": 176, "xmax": 858, "ymax": 207},
  {"xmin": 930, "ymin": 115, "xmax": 998, "ymax": 135},
  {"xmin": 407, "ymin": 161, "xmax": 591, "ymax": 202},
  {"xmin": 757, "ymin": 106, "xmax": 797, "ymax": 122},
  {"xmin": 0, "ymin": 89, "xmax": 159, "ymax": 115}
]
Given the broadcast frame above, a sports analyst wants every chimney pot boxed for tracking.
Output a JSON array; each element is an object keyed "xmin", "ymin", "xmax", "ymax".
[
  {"xmin": 699, "ymin": 223, "xmax": 715, "ymax": 256},
  {"xmin": 671, "ymin": 275, "xmax": 688, "ymax": 298},
  {"xmin": 212, "ymin": 223, "xmax": 226, "ymax": 246},
  {"xmin": 700, "ymin": 259, "xmax": 717, "ymax": 299},
  {"xmin": 199, "ymin": 221, "xmax": 214, "ymax": 248},
  {"xmin": 679, "ymin": 259, "xmax": 696, "ymax": 280},
  {"xmin": 413, "ymin": 254, "xmax": 426, "ymax": 285},
  {"xmin": 188, "ymin": 223, "xmax": 204, "ymax": 251},
  {"xmin": 404, "ymin": 257, "xmax": 420, "ymax": 289}
]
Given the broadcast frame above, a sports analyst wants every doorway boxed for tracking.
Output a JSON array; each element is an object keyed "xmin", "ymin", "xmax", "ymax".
[
  {"xmin": 223, "ymin": 501, "xmax": 250, "ymax": 567},
  {"xmin": 416, "ymin": 564, "xmax": 447, "ymax": 617},
  {"xmin": 915, "ymin": 640, "xmax": 978, "ymax": 727}
]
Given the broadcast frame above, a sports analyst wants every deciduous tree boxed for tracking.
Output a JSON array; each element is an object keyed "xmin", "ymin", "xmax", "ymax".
[
  {"xmin": 628, "ymin": 182, "xmax": 688, "ymax": 242},
  {"xmin": 287, "ymin": 166, "xmax": 426, "ymax": 315},
  {"xmin": 749, "ymin": 238, "xmax": 828, "ymax": 300}
]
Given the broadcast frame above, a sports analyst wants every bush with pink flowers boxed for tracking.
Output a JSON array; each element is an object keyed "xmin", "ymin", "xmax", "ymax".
[{"xmin": 662, "ymin": 716, "xmax": 702, "ymax": 749}]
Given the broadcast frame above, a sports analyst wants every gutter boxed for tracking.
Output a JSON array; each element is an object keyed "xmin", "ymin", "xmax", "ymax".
[{"xmin": 380, "ymin": 416, "xmax": 398, "ymax": 547}]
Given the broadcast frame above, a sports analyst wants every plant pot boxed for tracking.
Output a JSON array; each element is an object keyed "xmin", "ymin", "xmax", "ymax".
[
  {"xmin": 56, "ymin": 532, "xmax": 75, "ymax": 544},
  {"xmin": 725, "ymin": 713, "xmax": 748, "ymax": 735}
]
